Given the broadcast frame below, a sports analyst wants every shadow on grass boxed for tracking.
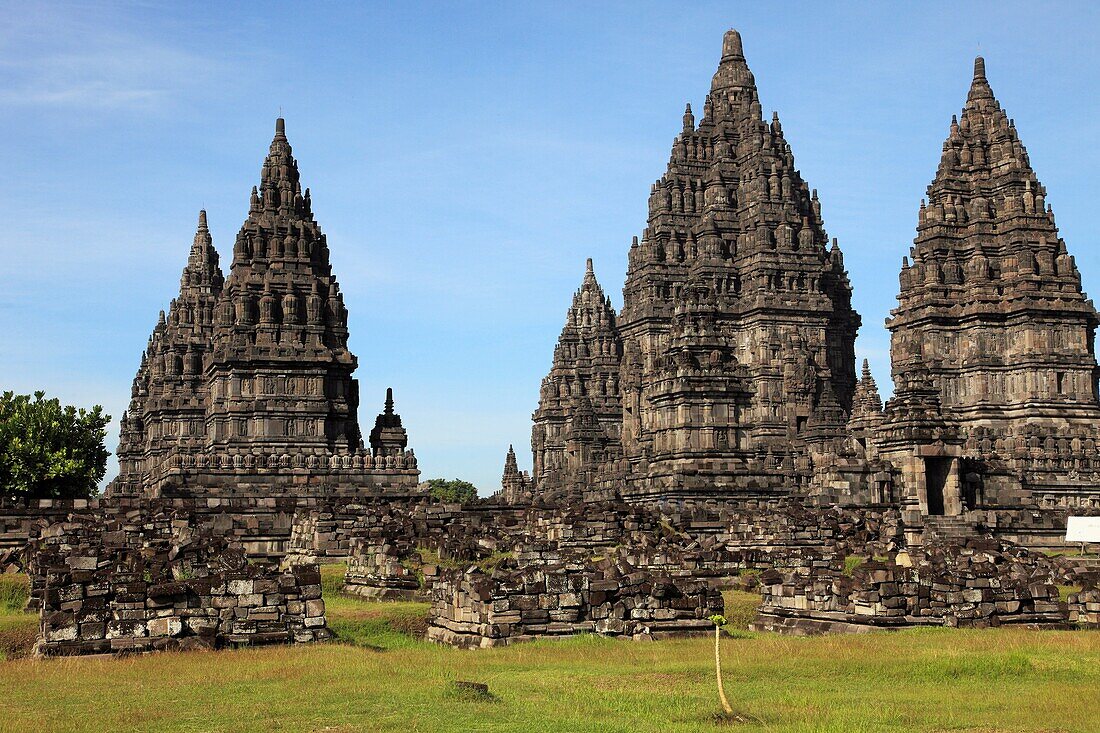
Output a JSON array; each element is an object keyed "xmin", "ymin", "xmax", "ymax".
[
  {"xmin": 447, "ymin": 680, "xmax": 499, "ymax": 703},
  {"xmin": 708, "ymin": 710, "xmax": 764, "ymax": 726}
]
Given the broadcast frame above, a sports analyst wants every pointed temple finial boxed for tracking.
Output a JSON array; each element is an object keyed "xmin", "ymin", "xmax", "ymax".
[
  {"xmin": 275, "ymin": 117, "xmax": 286, "ymax": 138},
  {"xmin": 862, "ymin": 358, "xmax": 872, "ymax": 379},
  {"xmin": 190, "ymin": 208, "xmax": 215, "ymax": 261},
  {"xmin": 722, "ymin": 29, "xmax": 743, "ymax": 58},
  {"xmin": 967, "ymin": 55, "xmax": 994, "ymax": 104},
  {"xmin": 586, "ymin": 257, "xmax": 594, "ymax": 273},
  {"xmin": 385, "ymin": 387, "xmax": 394, "ymax": 415}
]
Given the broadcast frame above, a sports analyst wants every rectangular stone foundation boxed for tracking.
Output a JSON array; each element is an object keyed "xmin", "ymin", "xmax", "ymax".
[
  {"xmin": 426, "ymin": 554, "xmax": 722, "ymax": 649},
  {"xmin": 27, "ymin": 506, "xmax": 332, "ymax": 657}
]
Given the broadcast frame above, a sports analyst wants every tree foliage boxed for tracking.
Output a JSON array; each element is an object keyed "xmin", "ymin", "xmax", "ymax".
[
  {"xmin": 423, "ymin": 478, "xmax": 478, "ymax": 503},
  {"xmin": 0, "ymin": 391, "xmax": 110, "ymax": 500}
]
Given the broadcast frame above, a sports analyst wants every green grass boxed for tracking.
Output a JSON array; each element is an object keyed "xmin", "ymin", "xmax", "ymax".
[
  {"xmin": 321, "ymin": 563, "xmax": 429, "ymax": 650},
  {"xmin": 1057, "ymin": 584, "xmax": 1082, "ymax": 601},
  {"xmin": 721, "ymin": 590, "xmax": 760, "ymax": 633},
  {"xmin": 843, "ymin": 554, "xmax": 866, "ymax": 576},
  {"xmin": 415, "ymin": 548, "xmax": 514, "ymax": 573},
  {"xmin": 0, "ymin": 574, "xmax": 29, "ymax": 613},
  {"xmin": 842, "ymin": 555, "xmax": 890, "ymax": 577},
  {"xmin": 0, "ymin": 574, "xmax": 35, "ymax": 661},
  {"xmin": 1, "ymin": 568, "xmax": 1099, "ymax": 731}
]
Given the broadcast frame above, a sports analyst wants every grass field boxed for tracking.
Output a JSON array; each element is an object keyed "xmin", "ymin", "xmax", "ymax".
[{"xmin": 0, "ymin": 567, "xmax": 1097, "ymax": 733}]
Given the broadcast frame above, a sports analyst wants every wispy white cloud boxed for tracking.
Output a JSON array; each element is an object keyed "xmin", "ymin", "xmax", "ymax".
[
  {"xmin": 0, "ymin": 2, "xmax": 218, "ymax": 112},
  {"xmin": 0, "ymin": 79, "xmax": 167, "ymax": 110}
]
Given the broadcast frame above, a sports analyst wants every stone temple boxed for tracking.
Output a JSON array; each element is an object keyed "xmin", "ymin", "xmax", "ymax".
[
  {"xmin": 8, "ymin": 29, "xmax": 1100, "ymax": 659},
  {"xmin": 532, "ymin": 30, "xmax": 860, "ymax": 502},
  {"xmin": 885, "ymin": 56, "xmax": 1100, "ymax": 515},
  {"xmin": 110, "ymin": 119, "xmax": 420, "ymax": 500},
  {"xmin": 519, "ymin": 30, "xmax": 1100, "ymax": 540}
]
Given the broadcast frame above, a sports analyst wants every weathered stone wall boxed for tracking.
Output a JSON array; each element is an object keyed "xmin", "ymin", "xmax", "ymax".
[
  {"xmin": 283, "ymin": 502, "xmax": 380, "ymax": 567},
  {"xmin": 1067, "ymin": 575, "xmax": 1100, "ymax": 627},
  {"xmin": 753, "ymin": 539, "xmax": 1077, "ymax": 635},
  {"xmin": 4, "ymin": 494, "xmax": 437, "ymax": 569},
  {"xmin": 0, "ymin": 500, "xmax": 93, "ymax": 566},
  {"xmin": 344, "ymin": 540, "xmax": 423, "ymax": 601},
  {"xmin": 334, "ymin": 499, "xmax": 906, "ymax": 602},
  {"xmin": 27, "ymin": 506, "xmax": 330, "ymax": 657},
  {"xmin": 426, "ymin": 547, "xmax": 722, "ymax": 648}
]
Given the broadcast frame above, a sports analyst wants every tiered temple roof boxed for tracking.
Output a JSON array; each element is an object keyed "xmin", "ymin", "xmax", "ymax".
[
  {"xmin": 499, "ymin": 444, "xmax": 533, "ymax": 504},
  {"xmin": 888, "ymin": 58, "xmax": 1100, "ymax": 444},
  {"xmin": 112, "ymin": 119, "xmax": 419, "ymax": 499},
  {"xmin": 531, "ymin": 259, "xmax": 622, "ymax": 494},
  {"xmin": 615, "ymin": 29, "xmax": 860, "ymax": 498},
  {"xmin": 116, "ymin": 212, "xmax": 224, "ymax": 490},
  {"xmin": 207, "ymin": 118, "xmax": 361, "ymax": 454}
]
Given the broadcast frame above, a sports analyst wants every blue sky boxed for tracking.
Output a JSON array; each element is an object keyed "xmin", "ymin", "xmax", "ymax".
[{"xmin": 2, "ymin": 1, "xmax": 1099, "ymax": 494}]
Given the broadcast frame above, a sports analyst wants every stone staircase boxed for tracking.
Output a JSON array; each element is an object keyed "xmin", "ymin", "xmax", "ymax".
[{"xmin": 922, "ymin": 515, "xmax": 979, "ymax": 542}]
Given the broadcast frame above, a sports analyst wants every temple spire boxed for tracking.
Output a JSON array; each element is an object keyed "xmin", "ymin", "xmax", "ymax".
[
  {"xmin": 190, "ymin": 209, "xmax": 212, "ymax": 257},
  {"xmin": 370, "ymin": 387, "xmax": 408, "ymax": 457},
  {"xmin": 184, "ymin": 208, "xmax": 222, "ymax": 291},
  {"xmin": 966, "ymin": 55, "xmax": 994, "ymax": 104},
  {"xmin": 888, "ymin": 50, "xmax": 1099, "ymax": 446},
  {"xmin": 258, "ymin": 116, "xmax": 303, "ymax": 215},
  {"xmin": 532, "ymin": 254, "xmax": 623, "ymax": 492},
  {"xmin": 708, "ymin": 27, "xmax": 758, "ymax": 111},
  {"xmin": 722, "ymin": 29, "xmax": 744, "ymax": 59},
  {"xmin": 927, "ymin": 55, "xmax": 1036, "ymax": 211}
]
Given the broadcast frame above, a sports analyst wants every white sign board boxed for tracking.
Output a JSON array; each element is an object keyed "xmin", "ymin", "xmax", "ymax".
[{"xmin": 1065, "ymin": 516, "xmax": 1100, "ymax": 543}]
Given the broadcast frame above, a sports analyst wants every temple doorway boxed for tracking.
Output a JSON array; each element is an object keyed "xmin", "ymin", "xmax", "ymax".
[{"xmin": 925, "ymin": 457, "xmax": 950, "ymax": 515}]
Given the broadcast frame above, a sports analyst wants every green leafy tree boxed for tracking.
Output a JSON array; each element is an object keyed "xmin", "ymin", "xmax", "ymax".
[
  {"xmin": 423, "ymin": 478, "xmax": 478, "ymax": 503},
  {"xmin": 0, "ymin": 391, "xmax": 110, "ymax": 500}
]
